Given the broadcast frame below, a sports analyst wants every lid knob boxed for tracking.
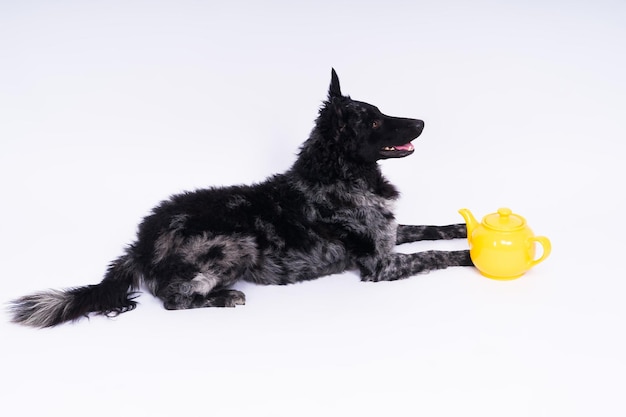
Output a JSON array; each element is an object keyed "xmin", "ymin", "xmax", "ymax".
[{"xmin": 498, "ymin": 207, "xmax": 512, "ymax": 217}]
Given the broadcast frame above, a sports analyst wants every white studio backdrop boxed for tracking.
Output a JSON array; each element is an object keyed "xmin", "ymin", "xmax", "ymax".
[{"xmin": 1, "ymin": 1, "xmax": 625, "ymax": 416}]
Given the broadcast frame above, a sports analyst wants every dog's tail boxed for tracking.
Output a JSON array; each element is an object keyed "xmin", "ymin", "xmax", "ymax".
[{"xmin": 9, "ymin": 254, "xmax": 141, "ymax": 328}]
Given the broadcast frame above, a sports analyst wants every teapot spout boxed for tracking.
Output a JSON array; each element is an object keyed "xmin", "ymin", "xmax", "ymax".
[{"xmin": 458, "ymin": 208, "xmax": 478, "ymax": 238}]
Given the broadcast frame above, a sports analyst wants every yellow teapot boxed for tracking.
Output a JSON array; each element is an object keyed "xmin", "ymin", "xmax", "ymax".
[{"xmin": 458, "ymin": 207, "xmax": 551, "ymax": 280}]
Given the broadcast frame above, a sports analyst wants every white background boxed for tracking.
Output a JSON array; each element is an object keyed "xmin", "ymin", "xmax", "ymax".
[{"xmin": 1, "ymin": 1, "xmax": 625, "ymax": 416}]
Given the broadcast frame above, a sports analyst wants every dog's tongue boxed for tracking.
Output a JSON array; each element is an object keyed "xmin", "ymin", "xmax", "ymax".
[{"xmin": 395, "ymin": 143, "xmax": 414, "ymax": 151}]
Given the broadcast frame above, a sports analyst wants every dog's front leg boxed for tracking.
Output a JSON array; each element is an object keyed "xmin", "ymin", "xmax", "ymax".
[
  {"xmin": 395, "ymin": 224, "xmax": 467, "ymax": 245},
  {"xmin": 358, "ymin": 250, "xmax": 472, "ymax": 282}
]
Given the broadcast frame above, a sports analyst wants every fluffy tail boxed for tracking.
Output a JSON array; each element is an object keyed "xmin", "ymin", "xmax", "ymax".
[{"xmin": 9, "ymin": 254, "xmax": 140, "ymax": 328}]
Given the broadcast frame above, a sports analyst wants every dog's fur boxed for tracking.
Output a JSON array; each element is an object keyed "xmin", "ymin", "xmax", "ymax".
[{"xmin": 9, "ymin": 70, "xmax": 472, "ymax": 328}]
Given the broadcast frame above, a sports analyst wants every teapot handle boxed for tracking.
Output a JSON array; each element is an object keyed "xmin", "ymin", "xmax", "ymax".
[{"xmin": 529, "ymin": 236, "xmax": 552, "ymax": 267}]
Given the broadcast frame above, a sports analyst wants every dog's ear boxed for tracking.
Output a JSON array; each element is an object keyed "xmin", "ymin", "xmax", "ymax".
[
  {"xmin": 320, "ymin": 68, "xmax": 347, "ymax": 138},
  {"xmin": 328, "ymin": 68, "xmax": 342, "ymax": 99}
]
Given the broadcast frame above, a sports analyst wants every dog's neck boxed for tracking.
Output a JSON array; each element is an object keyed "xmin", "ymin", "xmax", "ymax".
[{"xmin": 291, "ymin": 134, "xmax": 399, "ymax": 200}]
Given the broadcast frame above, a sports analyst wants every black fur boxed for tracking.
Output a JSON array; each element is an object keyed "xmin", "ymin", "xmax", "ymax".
[{"xmin": 9, "ymin": 69, "xmax": 472, "ymax": 328}]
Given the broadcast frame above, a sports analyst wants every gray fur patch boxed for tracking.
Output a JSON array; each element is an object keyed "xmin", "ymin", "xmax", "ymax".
[
  {"xmin": 179, "ymin": 233, "xmax": 258, "ymax": 274},
  {"xmin": 226, "ymin": 195, "xmax": 251, "ymax": 209},
  {"xmin": 153, "ymin": 231, "xmax": 180, "ymax": 264},
  {"xmin": 190, "ymin": 273, "xmax": 220, "ymax": 295}
]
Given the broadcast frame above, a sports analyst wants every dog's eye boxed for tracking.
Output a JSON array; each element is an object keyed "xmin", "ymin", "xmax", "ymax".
[{"xmin": 372, "ymin": 119, "xmax": 382, "ymax": 129}]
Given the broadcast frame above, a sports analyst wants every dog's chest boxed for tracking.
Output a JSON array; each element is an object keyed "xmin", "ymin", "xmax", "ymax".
[
  {"xmin": 355, "ymin": 193, "xmax": 397, "ymax": 249},
  {"xmin": 315, "ymin": 188, "xmax": 398, "ymax": 253},
  {"xmin": 350, "ymin": 192, "xmax": 396, "ymax": 221}
]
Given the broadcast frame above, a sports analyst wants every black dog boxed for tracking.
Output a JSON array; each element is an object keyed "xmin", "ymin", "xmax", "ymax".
[{"xmin": 10, "ymin": 69, "xmax": 472, "ymax": 328}]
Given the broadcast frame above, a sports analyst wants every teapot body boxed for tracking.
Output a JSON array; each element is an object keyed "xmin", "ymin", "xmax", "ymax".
[
  {"xmin": 470, "ymin": 224, "xmax": 537, "ymax": 279},
  {"xmin": 460, "ymin": 208, "xmax": 551, "ymax": 280}
]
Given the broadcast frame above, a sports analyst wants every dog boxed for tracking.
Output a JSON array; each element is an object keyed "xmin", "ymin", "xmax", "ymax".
[{"xmin": 9, "ymin": 69, "xmax": 472, "ymax": 328}]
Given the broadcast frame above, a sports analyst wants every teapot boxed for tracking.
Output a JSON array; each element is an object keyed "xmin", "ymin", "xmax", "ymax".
[{"xmin": 458, "ymin": 207, "xmax": 551, "ymax": 280}]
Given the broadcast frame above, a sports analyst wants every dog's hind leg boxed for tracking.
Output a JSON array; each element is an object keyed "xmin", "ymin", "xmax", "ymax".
[
  {"xmin": 395, "ymin": 224, "xmax": 467, "ymax": 245},
  {"xmin": 152, "ymin": 234, "xmax": 257, "ymax": 310},
  {"xmin": 157, "ymin": 272, "xmax": 246, "ymax": 310},
  {"xmin": 358, "ymin": 250, "xmax": 472, "ymax": 282}
]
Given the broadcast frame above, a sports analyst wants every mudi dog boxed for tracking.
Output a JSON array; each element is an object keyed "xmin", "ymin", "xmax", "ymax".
[{"xmin": 9, "ymin": 69, "xmax": 472, "ymax": 328}]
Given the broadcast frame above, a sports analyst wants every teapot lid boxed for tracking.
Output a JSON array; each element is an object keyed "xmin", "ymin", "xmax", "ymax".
[{"xmin": 483, "ymin": 208, "xmax": 526, "ymax": 231}]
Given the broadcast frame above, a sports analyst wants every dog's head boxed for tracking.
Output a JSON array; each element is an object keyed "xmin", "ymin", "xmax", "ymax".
[{"xmin": 319, "ymin": 69, "xmax": 424, "ymax": 163}]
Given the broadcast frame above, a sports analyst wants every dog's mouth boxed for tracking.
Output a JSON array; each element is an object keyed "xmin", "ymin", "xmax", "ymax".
[{"xmin": 379, "ymin": 142, "xmax": 415, "ymax": 158}]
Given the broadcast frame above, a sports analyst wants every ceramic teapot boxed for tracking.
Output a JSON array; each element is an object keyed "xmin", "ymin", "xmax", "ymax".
[{"xmin": 458, "ymin": 207, "xmax": 551, "ymax": 280}]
